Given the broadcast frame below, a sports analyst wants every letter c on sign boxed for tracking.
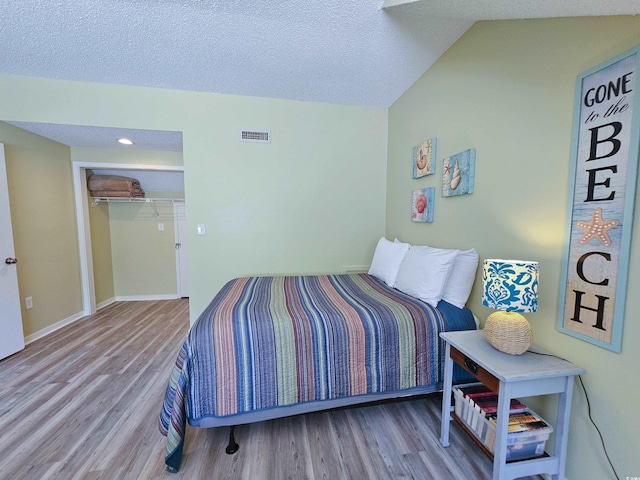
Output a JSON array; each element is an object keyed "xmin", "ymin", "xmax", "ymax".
[{"xmin": 576, "ymin": 251, "xmax": 611, "ymax": 286}]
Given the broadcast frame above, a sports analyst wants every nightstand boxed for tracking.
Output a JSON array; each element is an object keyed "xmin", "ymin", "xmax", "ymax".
[{"xmin": 439, "ymin": 330, "xmax": 585, "ymax": 480}]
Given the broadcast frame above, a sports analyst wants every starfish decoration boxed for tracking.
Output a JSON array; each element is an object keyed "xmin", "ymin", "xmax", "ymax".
[{"xmin": 575, "ymin": 207, "xmax": 620, "ymax": 247}]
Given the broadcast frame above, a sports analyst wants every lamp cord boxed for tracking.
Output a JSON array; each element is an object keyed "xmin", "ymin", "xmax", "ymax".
[{"xmin": 526, "ymin": 350, "xmax": 620, "ymax": 480}]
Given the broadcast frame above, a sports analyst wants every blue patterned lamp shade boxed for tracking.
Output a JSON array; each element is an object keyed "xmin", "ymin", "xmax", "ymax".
[
  {"xmin": 482, "ymin": 260, "xmax": 539, "ymax": 313},
  {"xmin": 482, "ymin": 259, "xmax": 539, "ymax": 355}
]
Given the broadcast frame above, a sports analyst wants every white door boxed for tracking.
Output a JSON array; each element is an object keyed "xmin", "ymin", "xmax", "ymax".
[
  {"xmin": 0, "ymin": 143, "xmax": 25, "ymax": 359},
  {"xmin": 173, "ymin": 201, "xmax": 189, "ymax": 297}
]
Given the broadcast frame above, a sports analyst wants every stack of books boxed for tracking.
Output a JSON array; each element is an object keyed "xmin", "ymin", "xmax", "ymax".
[
  {"xmin": 456, "ymin": 384, "xmax": 529, "ymax": 430},
  {"xmin": 453, "ymin": 383, "xmax": 552, "ymax": 460}
]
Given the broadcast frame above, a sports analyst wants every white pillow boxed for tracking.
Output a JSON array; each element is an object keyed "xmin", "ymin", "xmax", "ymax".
[
  {"xmin": 441, "ymin": 248, "xmax": 479, "ymax": 308},
  {"xmin": 368, "ymin": 237, "xmax": 411, "ymax": 287},
  {"xmin": 395, "ymin": 246, "xmax": 459, "ymax": 307}
]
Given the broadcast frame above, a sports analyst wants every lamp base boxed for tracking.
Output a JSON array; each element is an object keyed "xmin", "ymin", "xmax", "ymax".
[{"xmin": 484, "ymin": 311, "xmax": 532, "ymax": 355}]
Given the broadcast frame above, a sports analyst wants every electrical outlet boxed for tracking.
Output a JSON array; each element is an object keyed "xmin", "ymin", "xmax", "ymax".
[{"xmin": 25, "ymin": 296, "xmax": 33, "ymax": 309}]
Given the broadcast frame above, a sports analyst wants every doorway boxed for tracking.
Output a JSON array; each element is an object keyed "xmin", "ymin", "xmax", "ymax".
[{"xmin": 73, "ymin": 162, "xmax": 185, "ymax": 315}]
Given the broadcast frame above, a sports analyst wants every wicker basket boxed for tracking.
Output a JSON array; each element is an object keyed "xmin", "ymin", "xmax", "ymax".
[{"xmin": 484, "ymin": 311, "xmax": 532, "ymax": 355}]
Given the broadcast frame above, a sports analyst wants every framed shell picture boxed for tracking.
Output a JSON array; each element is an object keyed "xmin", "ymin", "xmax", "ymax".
[
  {"xmin": 442, "ymin": 148, "xmax": 475, "ymax": 197},
  {"xmin": 411, "ymin": 187, "xmax": 434, "ymax": 223},
  {"xmin": 412, "ymin": 138, "xmax": 437, "ymax": 178}
]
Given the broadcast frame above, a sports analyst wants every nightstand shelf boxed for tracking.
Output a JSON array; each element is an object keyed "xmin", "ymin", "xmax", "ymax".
[
  {"xmin": 449, "ymin": 410, "xmax": 550, "ymax": 464},
  {"xmin": 440, "ymin": 330, "xmax": 585, "ymax": 480}
]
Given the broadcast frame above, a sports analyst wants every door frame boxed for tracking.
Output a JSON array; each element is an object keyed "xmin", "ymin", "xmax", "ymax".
[
  {"xmin": 72, "ymin": 161, "xmax": 184, "ymax": 315},
  {"xmin": 173, "ymin": 200, "xmax": 188, "ymax": 298}
]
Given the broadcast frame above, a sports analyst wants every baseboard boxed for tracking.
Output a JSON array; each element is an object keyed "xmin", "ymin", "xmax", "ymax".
[
  {"xmin": 115, "ymin": 294, "xmax": 179, "ymax": 302},
  {"xmin": 98, "ymin": 295, "xmax": 179, "ymax": 307},
  {"xmin": 342, "ymin": 265, "xmax": 370, "ymax": 274},
  {"xmin": 24, "ymin": 311, "xmax": 85, "ymax": 345},
  {"xmin": 97, "ymin": 297, "xmax": 117, "ymax": 310}
]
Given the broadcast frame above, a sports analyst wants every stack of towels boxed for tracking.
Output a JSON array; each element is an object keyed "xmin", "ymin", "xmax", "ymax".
[{"xmin": 88, "ymin": 174, "xmax": 145, "ymax": 198}]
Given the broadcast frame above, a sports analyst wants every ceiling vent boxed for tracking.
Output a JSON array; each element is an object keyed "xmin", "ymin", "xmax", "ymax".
[{"xmin": 240, "ymin": 129, "xmax": 271, "ymax": 144}]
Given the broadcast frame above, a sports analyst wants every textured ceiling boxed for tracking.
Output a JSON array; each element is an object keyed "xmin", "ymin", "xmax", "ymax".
[
  {"xmin": 0, "ymin": 0, "xmax": 474, "ymax": 108},
  {"xmin": 2, "ymin": 0, "xmax": 639, "ymax": 150}
]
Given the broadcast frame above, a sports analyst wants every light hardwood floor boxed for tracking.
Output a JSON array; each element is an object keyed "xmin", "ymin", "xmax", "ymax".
[{"xmin": 0, "ymin": 300, "xmax": 542, "ymax": 479}]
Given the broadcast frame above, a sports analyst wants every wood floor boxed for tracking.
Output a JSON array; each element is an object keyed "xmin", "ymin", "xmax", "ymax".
[{"xmin": 0, "ymin": 300, "xmax": 541, "ymax": 479}]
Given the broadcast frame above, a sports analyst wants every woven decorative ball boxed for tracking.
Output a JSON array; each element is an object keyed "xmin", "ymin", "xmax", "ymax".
[{"xmin": 484, "ymin": 311, "xmax": 533, "ymax": 355}]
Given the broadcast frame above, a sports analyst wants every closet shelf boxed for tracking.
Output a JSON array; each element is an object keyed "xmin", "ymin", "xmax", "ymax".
[
  {"xmin": 91, "ymin": 197, "xmax": 184, "ymax": 204},
  {"xmin": 91, "ymin": 197, "xmax": 184, "ymax": 218}
]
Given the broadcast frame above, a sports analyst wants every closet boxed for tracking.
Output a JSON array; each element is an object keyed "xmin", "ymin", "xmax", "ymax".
[{"xmin": 86, "ymin": 168, "xmax": 188, "ymax": 306}]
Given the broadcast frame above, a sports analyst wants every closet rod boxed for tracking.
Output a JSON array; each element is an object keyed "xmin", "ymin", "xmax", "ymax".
[
  {"xmin": 90, "ymin": 198, "xmax": 184, "ymax": 218},
  {"xmin": 91, "ymin": 197, "xmax": 183, "ymax": 204}
]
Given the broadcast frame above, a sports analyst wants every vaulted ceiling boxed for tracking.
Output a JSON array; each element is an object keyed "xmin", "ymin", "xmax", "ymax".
[{"xmin": 2, "ymin": 0, "xmax": 639, "ymax": 149}]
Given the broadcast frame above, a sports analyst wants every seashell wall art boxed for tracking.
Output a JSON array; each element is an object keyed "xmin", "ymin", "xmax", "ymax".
[
  {"xmin": 442, "ymin": 148, "xmax": 475, "ymax": 197},
  {"xmin": 412, "ymin": 137, "xmax": 437, "ymax": 179},
  {"xmin": 411, "ymin": 187, "xmax": 435, "ymax": 222}
]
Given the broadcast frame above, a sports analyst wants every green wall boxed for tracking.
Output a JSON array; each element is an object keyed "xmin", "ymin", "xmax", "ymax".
[
  {"xmin": 107, "ymin": 201, "xmax": 178, "ymax": 297},
  {"xmin": 387, "ymin": 16, "xmax": 640, "ymax": 479},
  {"xmin": 85, "ymin": 197, "xmax": 179, "ymax": 303},
  {"xmin": 0, "ymin": 79, "xmax": 388, "ymax": 324},
  {"xmin": 0, "ymin": 121, "xmax": 82, "ymax": 337}
]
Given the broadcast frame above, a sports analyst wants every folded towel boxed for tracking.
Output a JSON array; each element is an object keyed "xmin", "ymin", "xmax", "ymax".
[
  {"xmin": 88, "ymin": 174, "xmax": 145, "ymax": 198},
  {"xmin": 87, "ymin": 174, "xmax": 143, "ymax": 193}
]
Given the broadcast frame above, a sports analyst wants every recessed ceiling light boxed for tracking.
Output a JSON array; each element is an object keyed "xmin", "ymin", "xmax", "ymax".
[{"xmin": 118, "ymin": 138, "xmax": 134, "ymax": 145}]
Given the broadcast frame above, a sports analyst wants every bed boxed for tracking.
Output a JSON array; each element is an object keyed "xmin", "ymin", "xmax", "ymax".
[{"xmin": 159, "ymin": 240, "xmax": 479, "ymax": 472}]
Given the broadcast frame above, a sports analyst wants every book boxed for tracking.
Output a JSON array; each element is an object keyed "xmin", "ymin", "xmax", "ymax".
[
  {"xmin": 457, "ymin": 384, "xmax": 492, "ymax": 398},
  {"xmin": 486, "ymin": 411, "xmax": 549, "ymax": 432},
  {"xmin": 466, "ymin": 389, "xmax": 498, "ymax": 400},
  {"xmin": 473, "ymin": 396, "xmax": 528, "ymax": 416}
]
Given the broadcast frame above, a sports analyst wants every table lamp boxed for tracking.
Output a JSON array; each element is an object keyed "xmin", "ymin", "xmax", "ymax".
[{"xmin": 482, "ymin": 259, "xmax": 539, "ymax": 355}]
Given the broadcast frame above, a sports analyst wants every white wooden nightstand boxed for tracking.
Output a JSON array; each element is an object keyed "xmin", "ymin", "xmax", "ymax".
[{"xmin": 439, "ymin": 330, "xmax": 585, "ymax": 480}]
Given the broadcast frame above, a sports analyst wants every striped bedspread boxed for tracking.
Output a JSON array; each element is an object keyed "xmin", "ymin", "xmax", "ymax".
[{"xmin": 159, "ymin": 273, "xmax": 476, "ymax": 471}]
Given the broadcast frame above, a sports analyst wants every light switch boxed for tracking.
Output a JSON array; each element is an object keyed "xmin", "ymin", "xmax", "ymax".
[
  {"xmin": 197, "ymin": 224, "xmax": 206, "ymax": 236},
  {"xmin": 158, "ymin": 223, "xmax": 165, "ymax": 231}
]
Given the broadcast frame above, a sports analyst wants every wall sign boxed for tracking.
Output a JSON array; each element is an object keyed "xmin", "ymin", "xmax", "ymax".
[{"xmin": 558, "ymin": 45, "xmax": 640, "ymax": 352}]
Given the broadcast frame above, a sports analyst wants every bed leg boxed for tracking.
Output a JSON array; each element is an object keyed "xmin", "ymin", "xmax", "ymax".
[{"xmin": 225, "ymin": 426, "xmax": 239, "ymax": 454}]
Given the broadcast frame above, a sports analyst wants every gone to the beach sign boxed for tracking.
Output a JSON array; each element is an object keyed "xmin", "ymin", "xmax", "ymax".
[{"xmin": 558, "ymin": 46, "xmax": 640, "ymax": 352}]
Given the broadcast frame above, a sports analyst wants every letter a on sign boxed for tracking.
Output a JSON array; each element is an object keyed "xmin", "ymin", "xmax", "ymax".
[{"xmin": 558, "ymin": 44, "xmax": 640, "ymax": 352}]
